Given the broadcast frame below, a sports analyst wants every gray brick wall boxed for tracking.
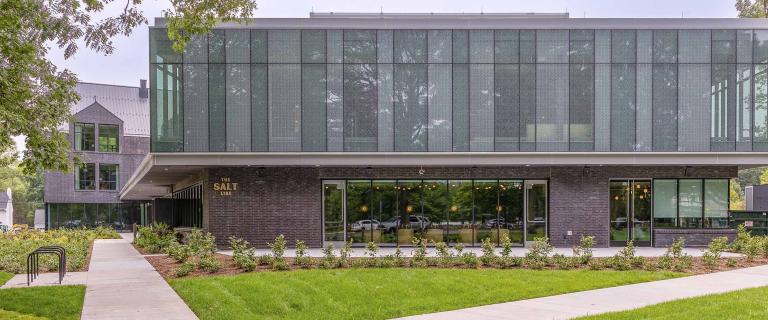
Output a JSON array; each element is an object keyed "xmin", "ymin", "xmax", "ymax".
[
  {"xmin": 44, "ymin": 103, "xmax": 149, "ymax": 204},
  {"xmin": 653, "ymin": 228, "xmax": 737, "ymax": 247},
  {"xmin": 203, "ymin": 165, "xmax": 737, "ymax": 248}
]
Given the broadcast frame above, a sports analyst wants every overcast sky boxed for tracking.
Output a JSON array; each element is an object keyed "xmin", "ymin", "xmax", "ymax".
[{"xmin": 49, "ymin": 0, "xmax": 740, "ymax": 87}]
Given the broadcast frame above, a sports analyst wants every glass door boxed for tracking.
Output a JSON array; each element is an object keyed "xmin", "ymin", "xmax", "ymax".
[
  {"xmin": 609, "ymin": 179, "xmax": 652, "ymax": 247},
  {"xmin": 524, "ymin": 180, "xmax": 548, "ymax": 244},
  {"xmin": 323, "ymin": 181, "xmax": 345, "ymax": 247}
]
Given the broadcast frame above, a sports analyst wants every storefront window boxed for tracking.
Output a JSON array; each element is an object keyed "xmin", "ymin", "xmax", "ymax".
[
  {"xmin": 372, "ymin": 181, "xmax": 397, "ymax": 246},
  {"xmin": 474, "ymin": 180, "xmax": 498, "ymax": 245},
  {"xmin": 679, "ymin": 180, "xmax": 704, "ymax": 228},
  {"xmin": 653, "ymin": 180, "xmax": 678, "ymax": 227},
  {"xmin": 704, "ymin": 179, "xmax": 729, "ymax": 228},
  {"xmin": 346, "ymin": 180, "xmax": 371, "ymax": 245},
  {"xmin": 498, "ymin": 180, "xmax": 524, "ymax": 245},
  {"xmin": 448, "ymin": 180, "xmax": 473, "ymax": 245},
  {"xmin": 421, "ymin": 180, "xmax": 448, "ymax": 243}
]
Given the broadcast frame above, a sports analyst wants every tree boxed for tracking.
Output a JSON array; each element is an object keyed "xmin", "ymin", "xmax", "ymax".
[
  {"xmin": 0, "ymin": 163, "xmax": 43, "ymax": 225},
  {"xmin": 0, "ymin": 0, "xmax": 257, "ymax": 174},
  {"xmin": 736, "ymin": 0, "xmax": 768, "ymax": 17}
]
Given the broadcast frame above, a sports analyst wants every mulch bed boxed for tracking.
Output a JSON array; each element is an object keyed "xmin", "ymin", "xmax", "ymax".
[{"xmin": 144, "ymin": 253, "xmax": 768, "ymax": 280}]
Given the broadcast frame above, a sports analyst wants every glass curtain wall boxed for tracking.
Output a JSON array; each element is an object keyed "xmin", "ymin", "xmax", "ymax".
[
  {"xmin": 334, "ymin": 179, "xmax": 534, "ymax": 246},
  {"xmin": 152, "ymin": 27, "xmax": 768, "ymax": 153},
  {"xmin": 47, "ymin": 202, "xmax": 147, "ymax": 231},
  {"xmin": 652, "ymin": 178, "xmax": 729, "ymax": 229}
]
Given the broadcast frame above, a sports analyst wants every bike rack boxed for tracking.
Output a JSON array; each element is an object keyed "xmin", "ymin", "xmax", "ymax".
[{"xmin": 26, "ymin": 246, "xmax": 67, "ymax": 286}]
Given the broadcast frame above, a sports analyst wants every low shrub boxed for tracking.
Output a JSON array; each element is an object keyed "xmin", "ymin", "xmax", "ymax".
[
  {"xmin": 0, "ymin": 228, "xmax": 116, "ymax": 273},
  {"xmin": 434, "ymin": 241, "xmax": 453, "ymax": 267},
  {"xmin": 731, "ymin": 224, "xmax": 751, "ymax": 252},
  {"xmin": 295, "ymin": 240, "xmax": 312, "ymax": 268},
  {"xmin": 588, "ymin": 258, "xmax": 607, "ymax": 270},
  {"xmin": 524, "ymin": 237, "xmax": 553, "ymax": 269},
  {"xmin": 257, "ymin": 254, "xmax": 272, "ymax": 266},
  {"xmin": 229, "ymin": 236, "xmax": 256, "ymax": 271},
  {"xmin": 460, "ymin": 252, "xmax": 481, "ymax": 269},
  {"xmin": 743, "ymin": 236, "xmax": 763, "ymax": 262},
  {"xmin": 319, "ymin": 244, "xmax": 336, "ymax": 269},
  {"xmin": 552, "ymin": 254, "xmax": 578, "ymax": 270},
  {"xmin": 573, "ymin": 235, "xmax": 595, "ymax": 264},
  {"xmin": 411, "ymin": 237, "xmax": 428, "ymax": 267},
  {"xmin": 338, "ymin": 240, "xmax": 353, "ymax": 268},
  {"xmin": 500, "ymin": 234, "xmax": 513, "ymax": 258},
  {"xmin": 480, "ymin": 237, "xmax": 497, "ymax": 266},
  {"xmin": 134, "ymin": 223, "xmax": 176, "ymax": 253},
  {"xmin": 175, "ymin": 261, "xmax": 195, "ymax": 277},
  {"xmin": 187, "ymin": 230, "xmax": 217, "ymax": 258},
  {"xmin": 726, "ymin": 257, "xmax": 738, "ymax": 267},
  {"xmin": 198, "ymin": 255, "xmax": 222, "ymax": 273},
  {"xmin": 166, "ymin": 241, "xmax": 192, "ymax": 263},
  {"xmin": 702, "ymin": 236, "xmax": 729, "ymax": 269},
  {"xmin": 611, "ymin": 240, "xmax": 636, "ymax": 271},
  {"xmin": 268, "ymin": 234, "xmax": 288, "ymax": 270}
]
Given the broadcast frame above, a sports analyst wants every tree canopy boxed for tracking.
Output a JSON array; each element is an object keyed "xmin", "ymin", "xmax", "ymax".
[
  {"xmin": 735, "ymin": 0, "xmax": 768, "ymax": 17},
  {"xmin": 0, "ymin": 0, "xmax": 256, "ymax": 174}
]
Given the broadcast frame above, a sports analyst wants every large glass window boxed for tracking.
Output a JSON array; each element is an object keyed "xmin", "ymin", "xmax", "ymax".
[
  {"xmin": 372, "ymin": 181, "xmax": 397, "ymax": 246},
  {"xmin": 653, "ymin": 179, "xmax": 677, "ymax": 227},
  {"xmin": 611, "ymin": 63, "xmax": 636, "ymax": 151},
  {"xmin": 75, "ymin": 163, "xmax": 96, "ymax": 190},
  {"xmin": 756, "ymin": 64, "xmax": 768, "ymax": 150},
  {"xmin": 99, "ymin": 164, "xmax": 119, "ymax": 191},
  {"xmin": 74, "ymin": 123, "xmax": 95, "ymax": 151},
  {"xmin": 679, "ymin": 179, "xmax": 703, "ymax": 228},
  {"xmin": 151, "ymin": 63, "xmax": 183, "ymax": 152},
  {"xmin": 344, "ymin": 30, "xmax": 376, "ymax": 63},
  {"xmin": 704, "ymin": 179, "xmax": 729, "ymax": 228},
  {"xmin": 495, "ymin": 64, "xmax": 520, "ymax": 151},
  {"xmin": 97, "ymin": 124, "xmax": 118, "ymax": 152},
  {"xmin": 346, "ymin": 180, "xmax": 372, "ymax": 245},
  {"xmin": 448, "ymin": 180, "xmax": 473, "ymax": 245},
  {"xmin": 653, "ymin": 179, "xmax": 729, "ymax": 229},
  {"xmin": 652, "ymin": 63, "xmax": 678, "ymax": 151}
]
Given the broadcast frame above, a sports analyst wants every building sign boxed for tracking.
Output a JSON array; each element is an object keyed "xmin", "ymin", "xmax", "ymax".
[{"xmin": 213, "ymin": 177, "xmax": 238, "ymax": 196}]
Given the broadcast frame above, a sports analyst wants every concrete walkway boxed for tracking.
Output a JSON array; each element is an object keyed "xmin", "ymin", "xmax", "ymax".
[
  {"xmin": 81, "ymin": 238, "xmax": 198, "ymax": 320},
  {"xmin": 396, "ymin": 264, "xmax": 768, "ymax": 320},
  {"xmin": 1, "ymin": 272, "xmax": 87, "ymax": 288}
]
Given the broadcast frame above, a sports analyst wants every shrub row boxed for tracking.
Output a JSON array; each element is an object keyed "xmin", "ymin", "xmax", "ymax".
[{"xmin": 0, "ymin": 227, "xmax": 120, "ymax": 273}]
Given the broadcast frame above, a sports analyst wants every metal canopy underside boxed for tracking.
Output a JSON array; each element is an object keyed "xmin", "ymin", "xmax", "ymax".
[{"xmin": 120, "ymin": 152, "xmax": 768, "ymax": 200}]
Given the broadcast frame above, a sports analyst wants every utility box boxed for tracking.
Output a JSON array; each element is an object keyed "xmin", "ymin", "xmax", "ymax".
[{"xmin": 746, "ymin": 185, "xmax": 768, "ymax": 211}]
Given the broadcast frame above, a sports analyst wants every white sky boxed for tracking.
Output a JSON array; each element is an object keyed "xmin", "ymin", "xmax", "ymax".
[{"xmin": 15, "ymin": 0, "xmax": 740, "ymax": 152}]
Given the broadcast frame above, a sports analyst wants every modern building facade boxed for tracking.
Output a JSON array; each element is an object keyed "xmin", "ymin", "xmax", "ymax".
[
  {"xmin": 0, "ymin": 188, "xmax": 13, "ymax": 230},
  {"xmin": 45, "ymin": 82, "xmax": 151, "ymax": 231},
  {"xmin": 124, "ymin": 13, "xmax": 768, "ymax": 247}
]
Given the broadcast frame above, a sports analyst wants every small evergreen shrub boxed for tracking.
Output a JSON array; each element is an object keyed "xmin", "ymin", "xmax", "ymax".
[
  {"xmin": 338, "ymin": 240, "xmax": 353, "ymax": 268},
  {"xmin": 524, "ymin": 237, "xmax": 553, "ymax": 269},
  {"xmin": 134, "ymin": 223, "xmax": 176, "ymax": 253},
  {"xmin": 198, "ymin": 255, "xmax": 222, "ymax": 273},
  {"xmin": 434, "ymin": 241, "xmax": 453, "ymax": 267},
  {"xmin": 552, "ymin": 254, "xmax": 577, "ymax": 270},
  {"xmin": 166, "ymin": 241, "xmax": 191, "ymax": 263},
  {"xmin": 702, "ymin": 236, "xmax": 729, "ymax": 269},
  {"xmin": 295, "ymin": 240, "xmax": 312, "ymax": 268},
  {"xmin": 175, "ymin": 261, "xmax": 195, "ymax": 277},
  {"xmin": 268, "ymin": 234, "xmax": 288, "ymax": 270},
  {"xmin": 726, "ymin": 257, "xmax": 738, "ymax": 267},
  {"xmin": 410, "ymin": 237, "xmax": 428, "ymax": 268},
  {"xmin": 229, "ymin": 236, "xmax": 256, "ymax": 271},
  {"xmin": 364, "ymin": 241, "xmax": 380, "ymax": 267},
  {"xmin": 320, "ymin": 244, "xmax": 336, "ymax": 269},
  {"xmin": 480, "ymin": 237, "xmax": 497, "ymax": 266},
  {"xmin": 460, "ymin": 252, "xmax": 481, "ymax": 269},
  {"xmin": 573, "ymin": 235, "xmax": 595, "ymax": 264}
]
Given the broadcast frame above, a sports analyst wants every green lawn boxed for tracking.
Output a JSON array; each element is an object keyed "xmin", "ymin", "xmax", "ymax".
[
  {"xmin": 579, "ymin": 286, "xmax": 768, "ymax": 320},
  {"xmin": 0, "ymin": 285, "xmax": 85, "ymax": 320},
  {"xmin": 170, "ymin": 268, "xmax": 683, "ymax": 320},
  {"xmin": 0, "ymin": 271, "xmax": 12, "ymax": 286}
]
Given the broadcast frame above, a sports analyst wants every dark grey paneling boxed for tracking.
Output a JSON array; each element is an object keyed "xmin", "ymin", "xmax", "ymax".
[
  {"xmin": 595, "ymin": 63, "xmax": 610, "ymax": 151},
  {"xmin": 327, "ymin": 64, "xmax": 344, "ymax": 151},
  {"xmin": 428, "ymin": 64, "xmax": 452, "ymax": 152},
  {"xmin": 345, "ymin": 30, "xmax": 377, "ymax": 63},
  {"xmin": 520, "ymin": 64, "xmax": 536, "ymax": 151},
  {"xmin": 452, "ymin": 63, "xmax": 469, "ymax": 151},
  {"xmin": 612, "ymin": 30, "xmax": 636, "ymax": 64},
  {"xmin": 302, "ymin": 64, "xmax": 327, "ymax": 151},
  {"xmin": 537, "ymin": 30, "xmax": 569, "ymax": 63},
  {"xmin": 611, "ymin": 63, "xmax": 636, "ymax": 151},
  {"xmin": 636, "ymin": 64, "xmax": 652, "ymax": 151},
  {"xmin": 678, "ymin": 64, "xmax": 710, "ymax": 151},
  {"xmin": 183, "ymin": 64, "xmax": 208, "ymax": 152},
  {"xmin": 268, "ymin": 29, "xmax": 300, "ymax": 63},
  {"xmin": 652, "ymin": 63, "xmax": 678, "ymax": 151},
  {"xmin": 226, "ymin": 64, "xmax": 251, "ymax": 151},
  {"xmin": 495, "ymin": 64, "xmax": 520, "ymax": 151},
  {"xmin": 394, "ymin": 63, "xmax": 428, "ymax": 151},
  {"xmin": 679, "ymin": 30, "xmax": 711, "ymax": 64},
  {"xmin": 470, "ymin": 63, "xmax": 494, "ymax": 151},
  {"xmin": 653, "ymin": 30, "xmax": 677, "ymax": 63},
  {"xmin": 226, "ymin": 29, "xmax": 250, "ymax": 63},
  {"xmin": 377, "ymin": 64, "xmax": 394, "ymax": 151},
  {"xmin": 268, "ymin": 64, "xmax": 301, "ymax": 151},
  {"xmin": 536, "ymin": 63, "xmax": 569, "ymax": 151},
  {"xmin": 570, "ymin": 63, "xmax": 594, "ymax": 151},
  {"xmin": 302, "ymin": 30, "xmax": 326, "ymax": 63},
  {"xmin": 343, "ymin": 64, "xmax": 377, "ymax": 151},
  {"xmin": 251, "ymin": 64, "xmax": 268, "ymax": 151},
  {"xmin": 208, "ymin": 64, "xmax": 226, "ymax": 151},
  {"xmin": 470, "ymin": 30, "xmax": 494, "ymax": 63},
  {"xmin": 495, "ymin": 30, "xmax": 519, "ymax": 64}
]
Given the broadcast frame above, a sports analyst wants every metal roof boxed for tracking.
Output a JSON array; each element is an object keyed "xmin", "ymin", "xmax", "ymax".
[
  {"xmin": 153, "ymin": 16, "xmax": 768, "ymax": 30},
  {"xmin": 64, "ymin": 82, "xmax": 150, "ymax": 137}
]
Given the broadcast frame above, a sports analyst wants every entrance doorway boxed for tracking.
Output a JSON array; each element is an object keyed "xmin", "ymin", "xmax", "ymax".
[
  {"xmin": 322, "ymin": 181, "xmax": 346, "ymax": 247},
  {"xmin": 525, "ymin": 180, "xmax": 548, "ymax": 245},
  {"xmin": 609, "ymin": 180, "xmax": 652, "ymax": 247}
]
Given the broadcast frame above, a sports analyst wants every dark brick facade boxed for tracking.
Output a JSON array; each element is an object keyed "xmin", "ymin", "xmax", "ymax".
[{"xmin": 203, "ymin": 165, "xmax": 737, "ymax": 248}]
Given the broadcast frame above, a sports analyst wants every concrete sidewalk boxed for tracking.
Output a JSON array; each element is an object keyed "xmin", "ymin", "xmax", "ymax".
[
  {"xmin": 81, "ymin": 238, "xmax": 198, "ymax": 320},
  {"xmin": 396, "ymin": 264, "xmax": 768, "ymax": 320},
  {"xmin": 1, "ymin": 272, "xmax": 87, "ymax": 288}
]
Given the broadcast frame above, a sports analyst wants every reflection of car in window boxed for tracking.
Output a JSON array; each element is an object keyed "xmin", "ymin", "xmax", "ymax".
[
  {"xmin": 380, "ymin": 216, "xmax": 432, "ymax": 232},
  {"xmin": 349, "ymin": 219, "xmax": 381, "ymax": 231}
]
